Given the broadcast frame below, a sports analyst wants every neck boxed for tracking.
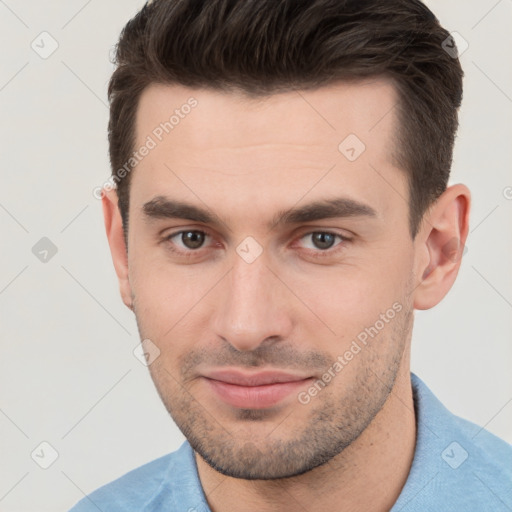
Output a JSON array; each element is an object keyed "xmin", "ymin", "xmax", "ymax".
[{"xmin": 196, "ymin": 357, "xmax": 416, "ymax": 512}]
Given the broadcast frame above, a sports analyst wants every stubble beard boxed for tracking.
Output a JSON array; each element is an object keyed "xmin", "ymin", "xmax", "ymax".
[{"xmin": 135, "ymin": 301, "xmax": 413, "ymax": 480}]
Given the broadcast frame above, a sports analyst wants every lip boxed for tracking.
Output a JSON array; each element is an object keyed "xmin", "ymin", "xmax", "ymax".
[{"xmin": 201, "ymin": 369, "xmax": 313, "ymax": 409}]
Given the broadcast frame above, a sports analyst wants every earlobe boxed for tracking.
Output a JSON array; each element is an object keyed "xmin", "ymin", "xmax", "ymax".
[
  {"xmin": 102, "ymin": 188, "xmax": 133, "ymax": 310},
  {"xmin": 413, "ymin": 184, "xmax": 471, "ymax": 310}
]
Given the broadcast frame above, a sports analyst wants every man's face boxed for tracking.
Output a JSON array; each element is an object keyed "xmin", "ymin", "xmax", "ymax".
[{"xmin": 125, "ymin": 79, "xmax": 418, "ymax": 479}]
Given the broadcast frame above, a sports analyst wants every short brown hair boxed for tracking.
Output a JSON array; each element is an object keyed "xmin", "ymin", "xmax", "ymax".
[{"xmin": 108, "ymin": 0, "xmax": 463, "ymax": 239}]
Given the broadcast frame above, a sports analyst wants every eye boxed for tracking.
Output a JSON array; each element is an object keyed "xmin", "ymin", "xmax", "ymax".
[
  {"xmin": 297, "ymin": 231, "xmax": 348, "ymax": 252},
  {"xmin": 302, "ymin": 232, "xmax": 338, "ymax": 250},
  {"xmin": 162, "ymin": 229, "xmax": 349, "ymax": 261},
  {"xmin": 165, "ymin": 230, "xmax": 210, "ymax": 251}
]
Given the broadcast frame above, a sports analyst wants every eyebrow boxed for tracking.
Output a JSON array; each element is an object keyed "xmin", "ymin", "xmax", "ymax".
[{"xmin": 142, "ymin": 195, "xmax": 377, "ymax": 230}]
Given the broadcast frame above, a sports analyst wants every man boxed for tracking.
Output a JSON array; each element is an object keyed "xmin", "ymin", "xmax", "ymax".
[{"xmin": 70, "ymin": 0, "xmax": 512, "ymax": 510}]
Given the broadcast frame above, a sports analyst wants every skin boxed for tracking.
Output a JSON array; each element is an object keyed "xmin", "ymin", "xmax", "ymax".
[{"xmin": 103, "ymin": 78, "xmax": 470, "ymax": 512}]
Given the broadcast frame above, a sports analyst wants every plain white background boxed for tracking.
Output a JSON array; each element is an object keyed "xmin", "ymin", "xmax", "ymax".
[{"xmin": 0, "ymin": 1, "xmax": 511, "ymax": 510}]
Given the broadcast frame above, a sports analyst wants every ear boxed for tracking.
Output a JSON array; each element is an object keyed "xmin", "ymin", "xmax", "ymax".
[
  {"xmin": 413, "ymin": 183, "xmax": 471, "ymax": 310},
  {"xmin": 102, "ymin": 188, "xmax": 133, "ymax": 310}
]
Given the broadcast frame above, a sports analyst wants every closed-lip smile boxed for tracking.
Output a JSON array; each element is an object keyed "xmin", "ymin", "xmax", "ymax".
[{"xmin": 201, "ymin": 368, "xmax": 313, "ymax": 409}]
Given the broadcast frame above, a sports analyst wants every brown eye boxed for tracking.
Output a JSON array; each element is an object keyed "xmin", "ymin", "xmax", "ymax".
[
  {"xmin": 162, "ymin": 229, "xmax": 218, "ymax": 260},
  {"xmin": 179, "ymin": 230, "xmax": 206, "ymax": 249},
  {"xmin": 164, "ymin": 230, "xmax": 210, "ymax": 253}
]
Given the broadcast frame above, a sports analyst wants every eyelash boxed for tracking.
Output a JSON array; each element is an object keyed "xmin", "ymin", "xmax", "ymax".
[{"xmin": 161, "ymin": 229, "xmax": 351, "ymax": 260}]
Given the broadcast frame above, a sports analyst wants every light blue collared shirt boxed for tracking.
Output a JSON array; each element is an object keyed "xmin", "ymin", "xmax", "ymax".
[{"xmin": 69, "ymin": 373, "xmax": 512, "ymax": 511}]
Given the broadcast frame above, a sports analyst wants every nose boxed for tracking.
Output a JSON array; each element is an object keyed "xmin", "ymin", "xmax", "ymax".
[{"xmin": 211, "ymin": 251, "xmax": 294, "ymax": 352}]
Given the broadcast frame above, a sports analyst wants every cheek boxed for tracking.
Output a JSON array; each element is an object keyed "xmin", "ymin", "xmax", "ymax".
[
  {"xmin": 129, "ymin": 251, "xmax": 219, "ymax": 338},
  {"xmin": 286, "ymin": 259, "xmax": 412, "ymax": 359},
  {"xmin": 290, "ymin": 264, "xmax": 404, "ymax": 329}
]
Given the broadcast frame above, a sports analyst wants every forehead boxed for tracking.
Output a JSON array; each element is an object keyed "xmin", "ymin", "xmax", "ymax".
[
  {"xmin": 130, "ymin": 78, "xmax": 407, "ymax": 227},
  {"xmin": 135, "ymin": 77, "xmax": 399, "ymax": 151}
]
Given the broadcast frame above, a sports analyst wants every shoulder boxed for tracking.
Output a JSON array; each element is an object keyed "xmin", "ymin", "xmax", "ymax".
[
  {"xmin": 450, "ymin": 408, "xmax": 512, "ymax": 465},
  {"xmin": 445, "ymin": 405, "xmax": 512, "ymax": 496},
  {"xmin": 67, "ymin": 442, "xmax": 201, "ymax": 511},
  {"xmin": 393, "ymin": 374, "xmax": 512, "ymax": 511},
  {"xmin": 412, "ymin": 372, "xmax": 512, "ymax": 473}
]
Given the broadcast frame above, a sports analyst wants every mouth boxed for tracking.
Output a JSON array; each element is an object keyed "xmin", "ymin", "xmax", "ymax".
[{"xmin": 201, "ymin": 369, "xmax": 313, "ymax": 409}]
